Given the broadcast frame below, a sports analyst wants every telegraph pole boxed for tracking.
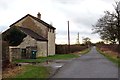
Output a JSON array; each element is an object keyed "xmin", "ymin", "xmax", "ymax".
[
  {"xmin": 76, "ymin": 32, "xmax": 80, "ymax": 44},
  {"xmin": 68, "ymin": 21, "xmax": 70, "ymax": 53}
]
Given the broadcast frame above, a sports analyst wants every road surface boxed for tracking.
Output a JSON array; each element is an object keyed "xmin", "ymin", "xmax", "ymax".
[{"xmin": 52, "ymin": 46, "xmax": 119, "ymax": 78}]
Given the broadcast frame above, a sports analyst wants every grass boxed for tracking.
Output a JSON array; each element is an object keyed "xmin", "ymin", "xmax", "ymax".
[
  {"xmin": 14, "ymin": 54, "xmax": 79, "ymax": 63},
  {"xmin": 97, "ymin": 47, "xmax": 120, "ymax": 67},
  {"xmin": 15, "ymin": 65, "xmax": 49, "ymax": 78},
  {"xmin": 72, "ymin": 47, "xmax": 91, "ymax": 56},
  {"xmin": 14, "ymin": 48, "xmax": 90, "ymax": 63},
  {"xmin": 3, "ymin": 65, "xmax": 50, "ymax": 80},
  {"xmin": 78, "ymin": 48, "xmax": 91, "ymax": 55},
  {"xmin": 3, "ymin": 48, "xmax": 91, "ymax": 79}
]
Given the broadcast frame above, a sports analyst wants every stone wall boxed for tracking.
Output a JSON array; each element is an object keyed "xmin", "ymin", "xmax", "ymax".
[
  {"xmin": 9, "ymin": 47, "xmax": 21, "ymax": 61},
  {"xmin": 12, "ymin": 15, "xmax": 56, "ymax": 57},
  {"xmin": 14, "ymin": 16, "xmax": 48, "ymax": 39},
  {"xmin": 32, "ymin": 17, "xmax": 48, "ymax": 39},
  {"xmin": 48, "ymin": 29, "xmax": 55, "ymax": 55},
  {"xmin": 37, "ymin": 41, "xmax": 47, "ymax": 57},
  {"xmin": 17, "ymin": 35, "xmax": 37, "ymax": 48},
  {"xmin": 2, "ymin": 41, "xmax": 10, "ymax": 68},
  {"xmin": 9, "ymin": 35, "xmax": 48, "ymax": 59},
  {"xmin": 9, "ymin": 35, "xmax": 37, "ymax": 60},
  {"xmin": 0, "ymin": 35, "xmax": 2, "ymax": 72}
]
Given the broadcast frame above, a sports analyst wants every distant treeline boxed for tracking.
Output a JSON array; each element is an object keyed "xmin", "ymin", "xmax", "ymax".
[{"xmin": 55, "ymin": 44, "xmax": 88, "ymax": 54}]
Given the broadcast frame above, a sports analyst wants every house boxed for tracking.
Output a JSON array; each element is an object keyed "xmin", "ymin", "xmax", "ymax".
[{"xmin": 2, "ymin": 12, "xmax": 56, "ymax": 60}]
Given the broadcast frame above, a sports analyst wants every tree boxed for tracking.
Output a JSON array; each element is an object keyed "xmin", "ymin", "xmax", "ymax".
[
  {"xmin": 82, "ymin": 37, "xmax": 91, "ymax": 47},
  {"xmin": 2, "ymin": 27, "xmax": 27, "ymax": 46},
  {"xmin": 93, "ymin": 11, "xmax": 117, "ymax": 44},
  {"xmin": 93, "ymin": 1, "xmax": 120, "ymax": 44},
  {"xmin": 115, "ymin": 1, "xmax": 120, "ymax": 44},
  {"xmin": 96, "ymin": 41, "xmax": 105, "ymax": 45}
]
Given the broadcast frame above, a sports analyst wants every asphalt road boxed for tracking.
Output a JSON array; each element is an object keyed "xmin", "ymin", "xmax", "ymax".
[{"xmin": 52, "ymin": 46, "xmax": 119, "ymax": 78}]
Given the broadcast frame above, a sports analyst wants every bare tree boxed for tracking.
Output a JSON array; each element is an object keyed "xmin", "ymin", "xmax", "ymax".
[
  {"xmin": 93, "ymin": 1, "xmax": 120, "ymax": 44},
  {"xmin": 114, "ymin": 1, "xmax": 120, "ymax": 44},
  {"xmin": 82, "ymin": 37, "xmax": 91, "ymax": 47}
]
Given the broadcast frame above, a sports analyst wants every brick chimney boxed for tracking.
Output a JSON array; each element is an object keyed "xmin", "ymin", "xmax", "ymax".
[{"xmin": 37, "ymin": 12, "xmax": 41, "ymax": 19}]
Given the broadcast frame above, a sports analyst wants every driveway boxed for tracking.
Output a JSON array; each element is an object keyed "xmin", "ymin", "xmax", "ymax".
[{"xmin": 52, "ymin": 46, "xmax": 119, "ymax": 78}]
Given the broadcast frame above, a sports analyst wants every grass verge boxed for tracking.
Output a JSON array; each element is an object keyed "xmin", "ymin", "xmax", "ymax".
[
  {"xmin": 73, "ymin": 47, "xmax": 91, "ymax": 56},
  {"xmin": 96, "ymin": 47, "xmax": 120, "ymax": 67},
  {"xmin": 14, "ymin": 54, "xmax": 79, "ymax": 63},
  {"xmin": 14, "ymin": 48, "xmax": 91, "ymax": 63},
  {"xmin": 3, "ymin": 65, "xmax": 50, "ymax": 79},
  {"xmin": 78, "ymin": 48, "xmax": 91, "ymax": 55}
]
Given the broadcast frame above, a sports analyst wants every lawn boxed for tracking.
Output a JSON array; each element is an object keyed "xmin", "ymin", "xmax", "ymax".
[
  {"xmin": 97, "ymin": 47, "xmax": 120, "ymax": 67},
  {"xmin": 3, "ymin": 65, "xmax": 50, "ymax": 79},
  {"xmin": 14, "ymin": 48, "xmax": 91, "ymax": 63}
]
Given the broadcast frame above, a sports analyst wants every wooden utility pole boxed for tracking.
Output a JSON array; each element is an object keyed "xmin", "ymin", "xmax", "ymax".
[
  {"xmin": 68, "ymin": 21, "xmax": 70, "ymax": 53},
  {"xmin": 76, "ymin": 32, "xmax": 80, "ymax": 44}
]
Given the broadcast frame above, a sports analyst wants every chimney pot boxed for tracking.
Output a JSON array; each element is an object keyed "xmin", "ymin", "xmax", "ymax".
[{"xmin": 37, "ymin": 12, "xmax": 41, "ymax": 19}]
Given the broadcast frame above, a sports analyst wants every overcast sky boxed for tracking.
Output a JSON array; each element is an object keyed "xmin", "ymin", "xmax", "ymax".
[{"xmin": 0, "ymin": 0, "xmax": 118, "ymax": 44}]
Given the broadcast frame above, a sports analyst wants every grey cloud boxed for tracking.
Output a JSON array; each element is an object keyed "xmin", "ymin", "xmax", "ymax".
[
  {"xmin": 101, "ymin": 0, "xmax": 115, "ymax": 3},
  {"xmin": 73, "ymin": 16, "xmax": 98, "ymax": 30},
  {"xmin": 74, "ymin": 18, "xmax": 95, "ymax": 28},
  {"xmin": 0, "ymin": 0, "xmax": 15, "ymax": 10},
  {"xmin": 68, "ymin": 11, "xmax": 100, "ymax": 28},
  {"xmin": 54, "ymin": 6, "xmax": 100, "ymax": 31},
  {"xmin": 0, "ymin": 1, "xmax": 8, "ymax": 10},
  {"xmin": 52, "ymin": 0, "xmax": 83, "ymax": 4},
  {"xmin": 57, "ymin": 29, "xmax": 92, "ymax": 36}
]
